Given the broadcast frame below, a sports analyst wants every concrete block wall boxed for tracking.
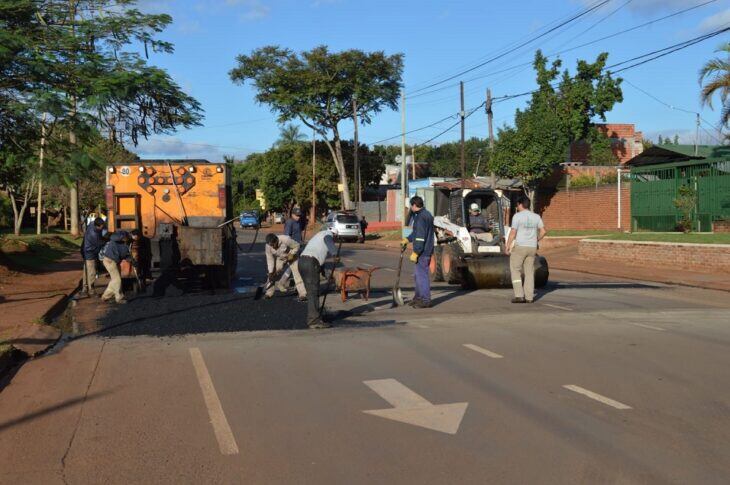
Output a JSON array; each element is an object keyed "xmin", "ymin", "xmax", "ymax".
[
  {"xmin": 578, "ymin": 239, "xmax": 730, "ymax": 274},
  {"xmin": 537, "ymin": 184, "xmax": 630, "ymax": 231}
]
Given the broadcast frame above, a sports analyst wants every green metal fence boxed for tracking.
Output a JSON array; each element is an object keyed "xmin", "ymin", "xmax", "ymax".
[{"xmin": 631, "ymin": 160, "xmax": 730, "ymax": 232}]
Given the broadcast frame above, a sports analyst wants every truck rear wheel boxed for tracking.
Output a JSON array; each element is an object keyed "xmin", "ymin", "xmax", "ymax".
[
  {"xmin": 441, "ymin": 243, "xmax": 462, "ymax": 285},
  {"xmin": 430, "ymin": 245, "xmax": 444, "ymax": 282}
]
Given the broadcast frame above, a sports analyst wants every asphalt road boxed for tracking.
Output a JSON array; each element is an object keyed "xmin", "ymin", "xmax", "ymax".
[{"xmin": 1, "ymin": 227, "xmax": 729, "ymax": 484}]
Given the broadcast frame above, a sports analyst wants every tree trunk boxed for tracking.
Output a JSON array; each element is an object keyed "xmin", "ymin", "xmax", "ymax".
[
  {"xmin": 70, "ymin": 182, "xmax": 79, "ymax": 237},
  {"xmin": 333, "ymin": 136, "xmax": 352, "ymax": 211}
]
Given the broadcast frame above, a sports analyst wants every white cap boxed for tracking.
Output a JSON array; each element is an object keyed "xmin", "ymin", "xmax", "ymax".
[{"xmin": 470, "ymin": 203, "xmax": 480, "ymax": 212}]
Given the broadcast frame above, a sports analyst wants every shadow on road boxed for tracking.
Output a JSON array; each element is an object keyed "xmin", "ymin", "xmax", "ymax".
[{"xmin": 0, "ymin": 390, "xmax": 110, "ymax": 432}]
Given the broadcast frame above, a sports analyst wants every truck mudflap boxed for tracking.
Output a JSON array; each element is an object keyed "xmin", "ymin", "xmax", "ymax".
[{"xmin": 178, "ymin": 226, "xmax": 224, "ymax": 266}]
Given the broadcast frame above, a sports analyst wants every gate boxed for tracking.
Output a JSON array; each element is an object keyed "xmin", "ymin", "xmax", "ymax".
[{"xmin": 631, "ymin": 160, "xmax": 730, "ymax": 232}]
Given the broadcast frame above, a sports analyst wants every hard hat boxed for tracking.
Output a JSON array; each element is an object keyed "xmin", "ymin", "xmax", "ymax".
[{"xmin": 470, "ymin": 203, "xmax": 480, "ymax": 212}]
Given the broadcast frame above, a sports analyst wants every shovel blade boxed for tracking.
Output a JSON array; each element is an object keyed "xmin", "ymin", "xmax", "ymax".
[{"xmin": 392, "ymin": 287, "xmax": 404, "ymax": 307}]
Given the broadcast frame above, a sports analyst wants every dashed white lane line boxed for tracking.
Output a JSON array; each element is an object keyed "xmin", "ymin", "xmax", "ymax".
[
  {"xmin": 189, "ymin": 348, "xmax": 240, "ymax": 455},
  {"xmin": 383, "ymin": 268, "xmax": 396, "ymax": 272},
  {"xmin": 563, "ymin": 385, "xmax": 632, "ymax": 410},
  {"xmin": 627, "ymin": 322, "xmax": 666, "ymax": 332},
  {"xmin": 542, "ymin": 303, "xmax": 573, "ymax": 311},
  {"xmin": 463, "ymin": 343, "xmax": 504, "ymax": 359}
]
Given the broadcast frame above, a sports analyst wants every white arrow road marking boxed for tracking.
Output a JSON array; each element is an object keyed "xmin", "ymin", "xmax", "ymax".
[
  {"xmin": 363, "ymin": 379, "xmax": 468, "ymax": 435},
  {"xmin": 563, "ymin": 385, "xmax": 632, "ymax": 410},
  {"xmin": 190, "ymin": 348, "xmax": 240, "ymax": 455}
]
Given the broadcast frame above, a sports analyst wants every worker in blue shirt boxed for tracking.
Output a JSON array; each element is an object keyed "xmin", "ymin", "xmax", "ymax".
[
  {"xmin": 400, "ymin": 196, "xmax": 434, "ymax": 308},
  {"xmin": 283, "ymin": 207, "xmax": 303, "ymax": 243}
]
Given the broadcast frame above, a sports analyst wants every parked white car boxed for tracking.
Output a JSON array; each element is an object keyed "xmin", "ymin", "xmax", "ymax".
[{"xmin": 325, "ymin": 211, "xmax": 363, "ymax": 243}]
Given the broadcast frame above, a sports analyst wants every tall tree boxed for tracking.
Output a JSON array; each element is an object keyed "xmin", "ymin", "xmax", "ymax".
[
  {"xmin": 490, "ymin": 51, "xmax": 622, "ymax": 199},
  {"xmin": 229, "ymin": 46, "xmax": 403, "ymax": 210},
  {"xmin": 699, "ymin": 42, "xmax": 730, "ymax": 128},
  {"xmin": 1, "ymin": 0, "xmax": 202, "ymax": 235}
]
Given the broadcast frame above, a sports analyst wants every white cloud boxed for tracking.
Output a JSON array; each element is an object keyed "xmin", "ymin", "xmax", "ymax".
[
  {"xmin": 698, "ymin": 8, "xmax": 730, "ymax": 33},
  {"xmin": 577, "ymin": 0, "xmax": 691, "ymax": 14},
  {"xmin": 133, "ymin": 136, "xmax": 222, "ymax": 161},
  {"xmin": 643, "ymin": 129, "xmax": 719, "ymax": 145},
  {"xmin": 220, "ymin": 0, "xmax": 270, "ymax": 20}
]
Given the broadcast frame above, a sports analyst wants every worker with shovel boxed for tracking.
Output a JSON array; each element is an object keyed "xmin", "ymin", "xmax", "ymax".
[
  {"xmin": 264, "ymin": 233, "xmax": 306, "ymax": 300},
  {"xmin": 298, "ymin": 228, "xmax": 339, "ymax": 329},
  {"xmin": 401, "ymin": 196, "xmax": 434, "ymax": 309}
]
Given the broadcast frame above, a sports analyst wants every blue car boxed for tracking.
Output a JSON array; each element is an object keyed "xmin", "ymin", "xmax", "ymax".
[{"xmin": 239, "ymin": 211, "xmax": 260, "ymax": 229}]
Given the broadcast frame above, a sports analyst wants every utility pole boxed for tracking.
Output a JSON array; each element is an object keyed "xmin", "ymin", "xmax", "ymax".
[
  {"xmin": 460, "ymin": 81, "xmax": 466, "ymax": 188},
  {"xmin": 486, "ymin": 87, "xmax": 496, "ymax": 187},
  {"xmin": 400, "ymin": 90, "xmax": 407, "ymax": 231},
  {"xmin": 486, "ymin": 88, "xmax": 494, "ymax": 149},
  {"xmin": 36, "ymin": 114, "xmax": 47, "ymax": 235},
  {"xmin": 694, "ymin": 113, "xmax": 700, "ymax": 156},
  {"xmin": 311, "ymin": 128, "xmax": 316, "ymax": 225},
  {"xmin": 352, "ymin": 96, "xmax": 361, "ymax": 208},
  {"xmin": 411, "ymin": 145, "xmax": 416, "ymax": 179}
]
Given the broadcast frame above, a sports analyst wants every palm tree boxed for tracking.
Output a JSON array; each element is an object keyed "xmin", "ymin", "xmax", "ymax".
[
  {"xmin": 275, "ymin": 124, "xmax": 306, "ymax": 147},
  {"xmin": 699, "ymin": 42, "xmax": 730, "ymax": 128}
]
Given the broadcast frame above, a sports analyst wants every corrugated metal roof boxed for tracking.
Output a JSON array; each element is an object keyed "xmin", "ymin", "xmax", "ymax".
[{"xmin": 626, "ymin": 144, "xmax": 730, "ymax": 167}]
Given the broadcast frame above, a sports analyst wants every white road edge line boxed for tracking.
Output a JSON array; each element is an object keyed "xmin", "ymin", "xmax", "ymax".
[
  {"xmin": 463, "ymin": 343, "xmax": 503, "ymax": 359},
  {"xmin": 542, "ymin": 303, "xmax": 573, "ymax": 311},
  {"xmin": 189, "ymin": 347, "xmax": 240, "ymax": 455},
  {"xmin": 627, "ymin": 322, "xmax": 666, "ymax": 332},
  {"xmin": 563, "ymin": 385, "xmax": 632, "ymax": 410}
]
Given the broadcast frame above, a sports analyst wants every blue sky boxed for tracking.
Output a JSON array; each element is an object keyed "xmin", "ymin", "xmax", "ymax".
[{"xmin": 133, "ymin": 0, "xmax": 730, "ymax": 161}]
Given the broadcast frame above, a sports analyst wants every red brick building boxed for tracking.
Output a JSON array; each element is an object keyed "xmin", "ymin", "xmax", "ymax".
[{"xmin": 569, "ymin": 123, "xmax": 644, "ymax": 165}]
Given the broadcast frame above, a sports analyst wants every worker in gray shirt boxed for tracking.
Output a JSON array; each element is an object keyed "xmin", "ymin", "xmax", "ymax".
[
  {"xmin": 298, "ymin": 228, "xmax": 339, "ymax": 328},
  {"xmin": 505, "ymin": 195, "xmax": 546, "ymax": 304}
]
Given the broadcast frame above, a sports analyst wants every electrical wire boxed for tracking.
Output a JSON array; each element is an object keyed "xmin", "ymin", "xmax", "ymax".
[
  {"xmin": 407, "ymin": 0, "xmax": 611, "ymax": 95},
  {"xmin": 407, "ymin": 0, "xmax": 719, "ymax": 100}
]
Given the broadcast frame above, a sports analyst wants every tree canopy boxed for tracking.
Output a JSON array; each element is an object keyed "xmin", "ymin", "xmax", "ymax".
[
  {"xmin": 490, "ymin": 51, "xmax": 623, "ymax": 195},
  {"xmin": 229, "ymin": 45, "xmax": 403, "ymax": 209}
]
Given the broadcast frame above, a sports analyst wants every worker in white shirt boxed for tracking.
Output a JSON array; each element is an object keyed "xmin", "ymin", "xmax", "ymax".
[{"xmin": 264, "ymin": 233, "xmax": 306, "ymax": 300}]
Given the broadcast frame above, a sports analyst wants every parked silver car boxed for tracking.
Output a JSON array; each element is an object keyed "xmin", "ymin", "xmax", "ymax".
[{"xmin": 325, "ymin": 211, "xmax": 363, "ymax": 243}]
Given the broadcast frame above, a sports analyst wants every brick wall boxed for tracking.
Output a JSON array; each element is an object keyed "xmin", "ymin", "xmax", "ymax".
[
  {"xmin": 578, "ymin": 239, "xmax": 730, "ymax": 274},
  {"xmin": 537, "ymin": 183, "xmax": 630, "ymax": 231},
  {"xmin": 713, "ymin": 220, "xmax": 730, "ymax": 233}
]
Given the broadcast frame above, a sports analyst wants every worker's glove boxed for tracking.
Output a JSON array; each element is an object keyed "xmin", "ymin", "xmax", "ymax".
[
  {"xmin": 286, "ymin": 253, "xmax": 297, "ymax": 263},
  {"xmin": 400, "ymin": 238, "xmax": 409, "ymax": 251},
  {"xmin": 409, "ymin": 252, "xmax": 419, "ymax": 263}
]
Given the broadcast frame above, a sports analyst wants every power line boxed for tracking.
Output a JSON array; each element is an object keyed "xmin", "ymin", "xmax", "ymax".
[
  {"xmin": 415, "ymin": 102, "xmax": 486, "ymax": 147},
  {"xmin": 368, "ymin": 27, "xmax": 727, "ymax": 148},
  {"xmin": 407, "ymin": 0, "xmax": 611, "ymax": 95},
  {"xmin": 367, "ymin": 113, "xmax": 459, "ymax": 146},
  {"xmin": 407, "ymin": 0, "xmax": 719, "ymax": 100}
]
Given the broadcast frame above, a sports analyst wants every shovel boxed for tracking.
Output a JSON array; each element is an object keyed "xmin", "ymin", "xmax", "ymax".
[
  {"xmin": 254, "ymin": 267, "xmax": 286, "ymax": 300},
  {"xmin": 391, "ymin": 246, "xmax": 406, "ymax": 307}
]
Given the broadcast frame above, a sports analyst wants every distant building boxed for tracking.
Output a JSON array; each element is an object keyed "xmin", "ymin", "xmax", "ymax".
[{"xmin": 569, "ymin": 123, "xmax": 644, "ymax": 165}]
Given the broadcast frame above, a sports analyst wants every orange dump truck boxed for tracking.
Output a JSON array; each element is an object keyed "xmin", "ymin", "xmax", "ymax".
[{"xmin": 105, "ymin": 159, "xmax": 237, "ymax": 288}]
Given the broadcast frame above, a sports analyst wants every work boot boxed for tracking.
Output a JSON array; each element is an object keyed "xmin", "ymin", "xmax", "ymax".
[
  {"xmin": 511, "ymin": 297, "xmax": 526, "ymax": 304},
  {"xmin": 408, "ymin": 298, "xmax": 421, "ymax": 307},
  {"xmin": 413, "ymin": 300, "xmax": 431, "ymax": 309},
  {"xmin": 116, "ymin": 299, "xmax": 129, "ymax": 305},
  {"xmin": 308, "ymin": 318, "xmax": 331, "ymax": 329}
]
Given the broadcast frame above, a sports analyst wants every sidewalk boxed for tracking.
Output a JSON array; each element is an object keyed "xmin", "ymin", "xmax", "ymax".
[
  {"xmin": 541, "ymin": 243, "xmax": 730, "ymax": 292},
  {"xmin": 0, "ymin": 253, "xmax": 82, "ymax": 358}
]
